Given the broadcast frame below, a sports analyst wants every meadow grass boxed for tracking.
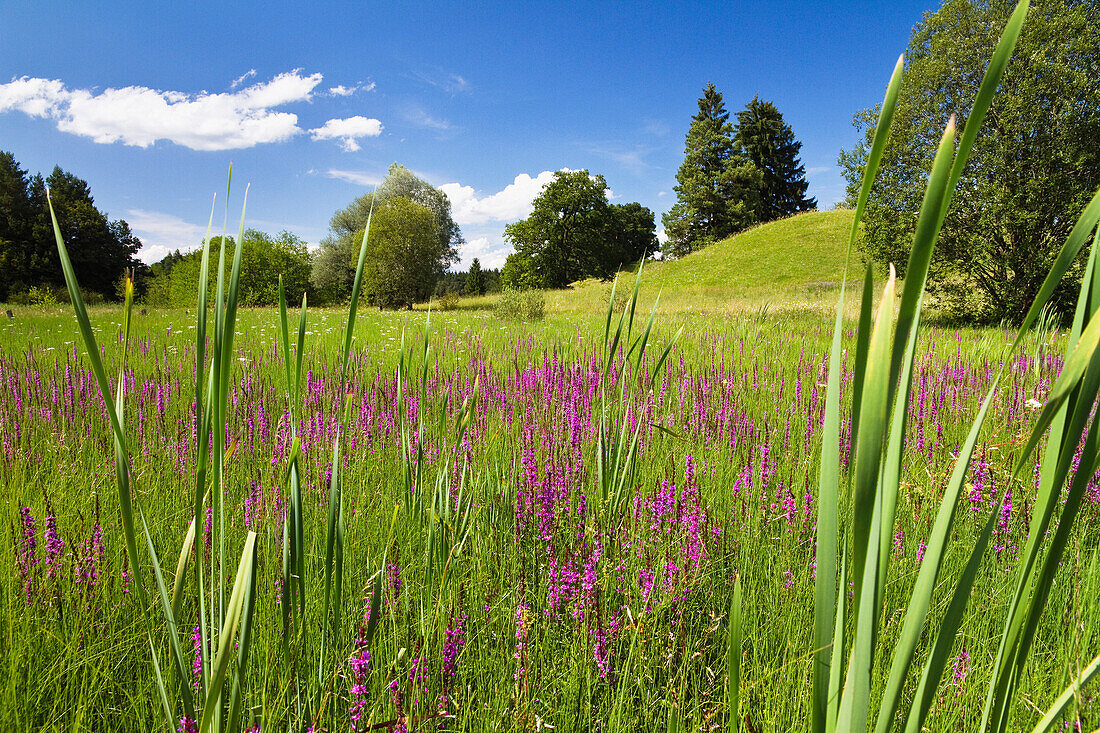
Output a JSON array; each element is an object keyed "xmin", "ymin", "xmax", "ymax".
[
  {"xmin": 6, "ymin": 2, "xmax": 1100, "ymax": 728},
  {"xmin": 546, "ymin": 210, "xmax": 874, "ymax": 319},
  {"xmin": 0, "ymin": 298, "xmax": 1096, "ymax": 731}
]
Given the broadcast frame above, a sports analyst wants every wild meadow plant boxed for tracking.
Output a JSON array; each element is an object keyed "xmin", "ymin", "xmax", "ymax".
[
  {"xmin": 26, "ymin": 1, "xmax": 1100, "ymax": 729},
  {"xmin": 805, "ymin": 1, "xmax": 1100, "ymax": 732}
]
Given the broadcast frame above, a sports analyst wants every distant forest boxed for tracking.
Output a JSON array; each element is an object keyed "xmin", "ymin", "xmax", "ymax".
[{"xmin": 0, "ymin": 151, "xmax": 499, "ymax": 307}]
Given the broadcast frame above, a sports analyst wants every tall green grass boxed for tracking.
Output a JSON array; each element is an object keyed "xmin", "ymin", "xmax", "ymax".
[{"xmin": 810, "ymin": 2, "xmax": 1100, "ymax": 731}]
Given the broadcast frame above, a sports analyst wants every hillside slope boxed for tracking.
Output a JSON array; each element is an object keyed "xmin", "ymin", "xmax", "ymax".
[
  {"xmin": 552, "ymin": 209, "xmax": 860, "ymax": 314},
  {"xmin": 647, "ymin": 209, "xmax": 854, "ymax": 295}
]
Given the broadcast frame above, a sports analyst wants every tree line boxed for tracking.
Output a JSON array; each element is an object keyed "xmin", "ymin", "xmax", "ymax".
[{"xmin": 0, "ymin": 152, "xmax": 142, "ymax": 303}]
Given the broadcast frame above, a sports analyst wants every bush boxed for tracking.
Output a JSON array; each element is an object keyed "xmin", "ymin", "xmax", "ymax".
[
  {"xmin": 438, "ymin": 291, "xmax": 460, "ymax": 311},
  {"xmin": 602, "ymin": 283, "xmax": 628, "ymax": 314},
  {"xmin": 494, "ymin": 287, "xmax": 546, "ymax": 322}
]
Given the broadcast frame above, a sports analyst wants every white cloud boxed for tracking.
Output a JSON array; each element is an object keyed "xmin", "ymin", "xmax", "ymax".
[
  {"xmin": 326, "ymin": 169, "xmax": 382, "ymax": 186},
  {"xmin": 126, "ymin": 209, "xmax": 209, "ymax": 263},
  {"xmin": 656, "ymin": 229, "xmax": 669, "ymax": 245},
  {"xmin": 440, "ymin": 170, "xmax": 561, "ymax": 227},
  {"xmin": 458, "ymin": 236, "xmax": 511, "ymax": 270},
  {"xmin": 328, "ymin": 81, "xmax": 375, "ymax": 96},
  {"xmin": 806, "ymin": 166, "xmax": 831, "ymax": 175},
  {"xmin": 0, "ymin": 70, "xmax": 325, "ymax": 150},
  {"xmin": 309, "ymin": 116, "xmax": 383, "ymax": 151},
  {"xmin": 230, "ymin": 69, "xmax": 257, "ymax": 89}
]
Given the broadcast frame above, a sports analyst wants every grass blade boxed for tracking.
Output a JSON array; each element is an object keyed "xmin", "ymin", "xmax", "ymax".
[
  {"xmin": 725, "ymin": 577, "xmax": 742, "ymax": 733},
  {"xmin": 200, "ymin": 532, "xmax": 258, "ymax": 733},
  {"xmin": 1029, "ymin": 652, "xmax": 1100, "ymax": 733}
]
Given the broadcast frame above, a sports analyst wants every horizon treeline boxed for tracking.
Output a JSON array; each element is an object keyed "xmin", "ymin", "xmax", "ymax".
[
  {"xmin": 0, "ymin": 151, "xmax": 143, "ymax": 303},
  {"xmin": 0, "ymin": 152, "xmax": 507, "ymax": 308}
]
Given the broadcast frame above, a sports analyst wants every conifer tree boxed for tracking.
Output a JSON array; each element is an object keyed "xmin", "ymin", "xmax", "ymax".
[
  {"xmin": 464, "ymin": 257, "xmax": 485, "ymax": 296},
  {"xmin": 734, "ymin": 96, "xmax": 816, "ymax": 222},
  {"xmin": 662, "ymin": 83, "xmax": 761, "ymax": 258}
]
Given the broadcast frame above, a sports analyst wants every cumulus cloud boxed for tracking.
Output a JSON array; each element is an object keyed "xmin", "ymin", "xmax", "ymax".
[
  {"xmin": 126, "ymin": 209, "xmax": 210, "ymax": 263},
  {"xmin": 458, "ymin": 236, "xmax": 511, "ymax": 270},
  {"xmin": 309, "ymin": 115, "xmax": 383, "ymax": 151},
  {"xmin": 440, "ymin": 170, "xmax": 561, "ymax": 227},
  {"xmin": 326, "ymin": 169, "xmax": 382, "ymax": 186},
  {"xmin": 0, "ymin": 70, "xmax": 326, "ymax": 150}
]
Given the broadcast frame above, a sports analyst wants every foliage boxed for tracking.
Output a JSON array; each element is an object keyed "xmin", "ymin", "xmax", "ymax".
[
  {"xmin": 838, "ymin": 0, "xmax": 1100, "ymax": 324},
  {"xmin": 733, "ymin": 95, "xmax": 816, "ymax": 222},
  {"xmin": 312, "ymin": 163, "xmax": 461, "ymax": 301},
  {"xmin": 0, "ymin": 153, "xmax": 142, "ymax": 301},
  {"xmin": 436, "ymin": 266, "xmax": 502, "ymax": 297},
  {"xmin": 357, "ymin": 197, "xmax": 445, "ymax": 309},
  {"xmin": 662, "ymin": 84, "xmax": 762, "ymax": 259},
  {"xmin": 464, "ymin": 257, "xmax": 485, "ymax": 296},
  {"xmin": 493, "ymin": 285, "xmax": 546, "ymax": 321},
  {"xmin": 145, "ymin": 230, "xmax": 311, "ymax": 307},
  {"xmin": 438, "ymin": 290, "xmax": 460, "ymax": 310},
  {"xmin": 815, "ymin": 3, "xmax": 1100, "ymax": 732},
  {"xmin": 502, "ymin": 170, "xmax": 655, "ymax": 289},
  {"xmin": 237, "ymin": 230, "xmax": 311, "ymax": 306}
]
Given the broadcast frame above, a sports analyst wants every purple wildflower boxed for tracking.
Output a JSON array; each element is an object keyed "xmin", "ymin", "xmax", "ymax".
[
  {"xmin": 349, "ymin": 625, "xmax": 371, "ymax": 730},
  {"xmin": 17, "ymin": 507, "xmax": 38, "ymax": 602}
]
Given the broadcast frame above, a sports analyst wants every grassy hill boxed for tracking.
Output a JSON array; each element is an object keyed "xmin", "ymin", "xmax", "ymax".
[{"xmin": 548, "ymin": 209, "xmax": 863, "ymax": 315}]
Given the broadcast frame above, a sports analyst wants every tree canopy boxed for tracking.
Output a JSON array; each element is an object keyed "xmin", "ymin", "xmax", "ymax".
[
  {"xmin": 357, "ymin": 197, "xmax": 443, "ymax": 309},
  {"xmin": 734, "ymin": 96, "xmax": 816, "ymax": 222},
  {"xmin": 312, "ymin": 163, "xmax": 461, "ymax": 302},
  {"xmin": 0, "ymin": 153, "xmax": 142, "ymax": 301},
  {"xmin": 662, "ymin": 84, "xmax": 762, "ymax": 259},
  {"xmin": 501, "ymin": 170, "xmax": 656, "ymax": 289},
  {"xmin": 144, "ymin": 230, "xmax": 312, "ymax": 307},
  {"xmin": 839, "ymin": 0, "xmax": 1100, "ymax": 323}
]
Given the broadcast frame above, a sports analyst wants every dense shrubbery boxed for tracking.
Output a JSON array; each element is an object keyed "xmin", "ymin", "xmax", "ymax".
[
  {"xmin": 493, "ymin": 286, "xmax": 546, "ymax": 321},
  {"xmin": 144, "ymin": 230, "xmax": 311, "ymax": 307}
]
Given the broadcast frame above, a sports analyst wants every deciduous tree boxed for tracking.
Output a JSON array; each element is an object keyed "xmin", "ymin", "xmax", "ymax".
[
  {"xmin": 312, "ymin": 163, "xmax": 461, "ymax": 301},
  {"xmin": 358, "ymin": 197, "xmax": 442, "ymax": 309},
  {"xmin": 838, "ymin": 0, "xmax": 1100, "ymax": 323},
  {"xmin": 502, "ymin": 170, "xmax": 656, "ymax": 289}
]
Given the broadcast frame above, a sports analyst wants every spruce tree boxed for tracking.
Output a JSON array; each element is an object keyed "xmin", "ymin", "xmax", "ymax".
[
  {"xmin": 734, "ymin": 96, "xmax": 816, "ymax": 222},
  {"xmin": 465, "ymin": 257, "xmax": 485, "ymax": 296},
  {"xmin": 662, "ymin": 83, "xmax": 761, "ymax": 258}
]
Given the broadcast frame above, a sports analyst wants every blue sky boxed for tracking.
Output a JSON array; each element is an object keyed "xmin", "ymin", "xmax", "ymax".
[{"xmin": 0, "ymin": 0, "xmax": 934, "ymax": 269}]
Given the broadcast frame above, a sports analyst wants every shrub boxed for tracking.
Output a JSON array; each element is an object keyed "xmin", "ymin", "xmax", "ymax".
[
  {"xmin": 27, "ymin": 286, "xmax": 59, "ymax": 307},
  {"xmin": 438, "ymin": 291, "xmax": 460, "ymax": 311},
  {"xmin": 494, "ymin": 287, "xmax": 545, "ymax": 322}
]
